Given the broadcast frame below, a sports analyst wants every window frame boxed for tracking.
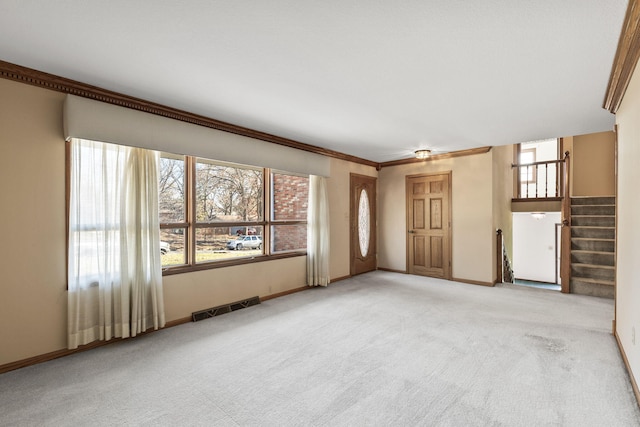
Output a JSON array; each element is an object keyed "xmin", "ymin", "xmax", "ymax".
[
  {"xmin": 160, "ymin": 154, "xmax": 308, "ymax": 276},
  {"xmin": 519, "ymin": 148, "xmax": 537, "ymax": 184},
  {"xmin": 159, "ymin": 154, "xmax": 190, "ymax": 267}
]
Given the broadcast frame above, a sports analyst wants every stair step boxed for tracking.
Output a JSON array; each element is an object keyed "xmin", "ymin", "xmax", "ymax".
[
  {"xmin": 571, "ymin": 205, "xmax": 615, "ymax": 216},
  {"xmin": 570, "ymin": 277, "xmax": 615, "ymax": 299},
  {"xmin": 571, "ymin": 238, "xmax": 615, "ymax": 252},
  {"xmin": 568, "ymin": 197, "xmax": 616, "ymax": 299},
  {"xmin": 571, "ymin": 263, "xmax": 615, "ymax": 281},
  {"xmin": 571, "ymin": 196, "xmax": 616, "ymax": 205},
  {"xmin": 571, "ymin": 227, "xmax": 615, "ymax": 239},
  {"xmin": 571, "ymin": 215, "xmax": 615, "ymax": 227},
  {"xmin": 570, "ymin": 276, "xmax": 615, "ymax": 286},
  {"xmin": 571, "ymin": 250, "xmax": 614, "ymax": 266}
]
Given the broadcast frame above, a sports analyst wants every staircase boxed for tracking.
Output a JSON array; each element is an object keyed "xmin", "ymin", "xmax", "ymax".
[{"xmin": 570, "ymin": 196, "xmax": 616, "ymax": 298}]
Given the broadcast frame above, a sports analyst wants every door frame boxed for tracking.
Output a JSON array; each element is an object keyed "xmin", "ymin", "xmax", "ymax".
[{"xmin": 405, "ymin": 171, "xmax": 453, "ymax": 279}]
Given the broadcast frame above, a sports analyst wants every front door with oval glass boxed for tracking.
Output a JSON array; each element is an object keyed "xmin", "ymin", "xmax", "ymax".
[
  {"xmin": 350, "ymin": 174, "xmax": 377, "ymax": 275},
  {"xmin": 406, "ymin": 172, "xmax": 452, "ymax": 279}
]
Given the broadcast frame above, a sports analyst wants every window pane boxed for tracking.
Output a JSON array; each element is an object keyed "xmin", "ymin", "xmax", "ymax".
[
  {"xmin": 196, "ymin": 160, "xmax": 263, "ymax": 222},
  {"xmin": 519, "ymin": 150, "xmax": 536, "ymax": 183},
  {"xmin": 358, "ymin": 189, "xmax": 370, "ymax": 257},
  {"xmin": 69, "ymin": 139, "xmax": 126, "ymax": 288},
  {"xmin": 159, "ymin": 155, "xmax": 185, "ymax": 223},
  {"xmin": 271, "ymin": 224, "xmax": 307, "ymax": 252},
  {"xmin": 160, "ymin": 228, "xmax": 186, "ymax": 266},
  {"xmin": 196, "ymin": 226, "xmax": 263, "ymax": 263},
  {"xmin": 71, "ymin": 230, "xmax": 122, "ymax": 285},
  {"xmin": 520, "ymin": 165, "xmax": 535, "ymax": 183},
  {"xmin": 272, "ymin": 173, "xmax": 309, "ymax": 220},
  {"xmin": 520, "ymin": 151, "xmax": 535, "ymax": 164}
]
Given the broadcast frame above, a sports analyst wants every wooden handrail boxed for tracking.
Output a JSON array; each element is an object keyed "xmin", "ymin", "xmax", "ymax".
[
  {"xmin": 511, "ymin": 158, "xmax": 565, "ymax": 168},
  {"xmin": 561, "ymin": 151, "xmax": 571, "ymax": 221},
  {"xmin": 560, "ymin": 151, "xmax": 571, "ymax": 293}
]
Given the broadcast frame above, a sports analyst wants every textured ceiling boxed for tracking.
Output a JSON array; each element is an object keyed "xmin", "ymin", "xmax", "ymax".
[{"xmin": 0, "ymin": 1, "xmax": 628, "ymax": 162}]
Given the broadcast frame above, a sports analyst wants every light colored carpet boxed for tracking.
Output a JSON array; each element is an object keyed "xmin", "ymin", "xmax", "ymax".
[{"xmin": 1, "ymin": 271, "xmax": 639, "ymax": 426}]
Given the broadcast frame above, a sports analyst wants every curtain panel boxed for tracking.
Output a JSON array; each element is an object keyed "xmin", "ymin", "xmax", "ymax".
[
  {"xmin": 68, "ymin": 139, "xmax": 165, "ymax": 350},
  {"xmin": 307, "ymin": 175, "xmax": 330, "ymax": 286}
]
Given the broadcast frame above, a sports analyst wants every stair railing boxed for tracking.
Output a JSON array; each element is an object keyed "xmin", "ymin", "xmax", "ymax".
[
  {"xmin": 496, "ymin": 229, "xmax": 515, "ymax": 284},
  {"xmin": 512, "ymin": 158, "xmax": 565, "ymax": 199},
  {"xmin": 560, "ymin": 151, "xmax": 571, "ymax": 293}
]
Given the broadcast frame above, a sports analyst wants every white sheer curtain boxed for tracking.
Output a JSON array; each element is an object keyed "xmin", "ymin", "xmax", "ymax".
[
  {"xmin": 307, "ymin": 175, "xmax": 330, "ymax": 286},
  {"xmin": 68, "ymin": 139, "xmax": 165, "ymax": 349}
]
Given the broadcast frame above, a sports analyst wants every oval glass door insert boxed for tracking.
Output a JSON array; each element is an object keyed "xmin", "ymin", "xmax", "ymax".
[{"xmin": 358, "ymin": 188, "xmax": 370, "ymax": 257}]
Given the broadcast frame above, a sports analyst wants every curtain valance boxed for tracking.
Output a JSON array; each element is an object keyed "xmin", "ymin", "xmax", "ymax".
[{"xmin": 63, "ymin": 95, "xmax": 330, "ymax": 177}]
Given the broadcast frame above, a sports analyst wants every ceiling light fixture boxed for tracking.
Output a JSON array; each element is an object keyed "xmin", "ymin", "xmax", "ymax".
[
  {"xmin": 415, "ymin": 149, "xmax": 431, "ymax": 159},
  {"xmin": 531, "ymin": 212, "xmax": 546, "ymax": 220}
]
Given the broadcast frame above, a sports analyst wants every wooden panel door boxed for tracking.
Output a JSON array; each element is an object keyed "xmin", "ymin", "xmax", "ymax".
[
  {"xmin": 350, "ymin": 174, "xmax": 377, "ymax": 276},
  {"xmin": 407, "ymin": 173, "xmax": 452, "ymax": 279}
]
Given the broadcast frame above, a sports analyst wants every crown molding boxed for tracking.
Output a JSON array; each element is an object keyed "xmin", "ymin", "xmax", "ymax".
[
  {"xmin": 604, "ymin": 0, "xmax": 640, "ymax": 114},
  {"xmin": 378, "ymin": 146, "xmax": 492, "ymax": 169},
  {"xmin": 0, "ymin": 60, "xmax": 378, "ymax": 168}
]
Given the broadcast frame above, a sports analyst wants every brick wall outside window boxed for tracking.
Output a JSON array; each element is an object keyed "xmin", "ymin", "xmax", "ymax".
[{"xmin": 272, "ymin": 174, "xmax": 309, "ymax": 251}]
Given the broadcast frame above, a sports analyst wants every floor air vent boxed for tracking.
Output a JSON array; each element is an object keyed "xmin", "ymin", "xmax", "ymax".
[{"xmin": 192, "ymin": 296, "xmax": 261, "ymax": 322}]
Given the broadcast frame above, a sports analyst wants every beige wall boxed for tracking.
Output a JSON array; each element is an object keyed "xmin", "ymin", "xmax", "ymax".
[
  {"xmin": 0, "ymin": 78, "xmax": 371, "ymax": 367},
  {"xmin": 327, "ymin": 158, "xmax": 378, "ymax": 280},
  {"xmin": 615, "ymin": 61, "xmax": 640, "ymax": 396},
  {"xmin": 378, "ymin": 151, "xmax": 495, "ymax": 284},
  {"xmin": 492, "ymin": 144, "xmax": 514, "ymax": 277},
  {"xmin": 572, "ymin": 131, "xmax": 615, "ymax": 196},
  {"xmin": 163, "ymin": 257, "xmax": 307, "ymax": 322},
  {"xmin": 0, "ymin": 79, "xmax": 68, "ymax": 365},
  {"xmin": 511, "ymin": 200, "xmax": 562, "ymax": 213}
]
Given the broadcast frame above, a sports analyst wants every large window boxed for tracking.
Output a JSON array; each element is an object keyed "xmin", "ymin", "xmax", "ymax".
[{"xmin": 159, "ymin": 154, "xmax": 309, "ymax": 272}]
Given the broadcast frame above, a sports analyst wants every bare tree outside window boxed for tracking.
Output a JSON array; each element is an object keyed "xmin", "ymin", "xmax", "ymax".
[
  {"xmin": 159, "ymin": 156, "xmax": 185, "ymax": 223},
  {"xmin": 194, "ymin": 160, "xmax": 264, "ymax": 261},
  {"xmin": 195, "ymin": 161, "xmax": 263, "ymax": 222},
  {"xmin": 159, "ymin": 155, "xmax": 187, "ymax": 266}
]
